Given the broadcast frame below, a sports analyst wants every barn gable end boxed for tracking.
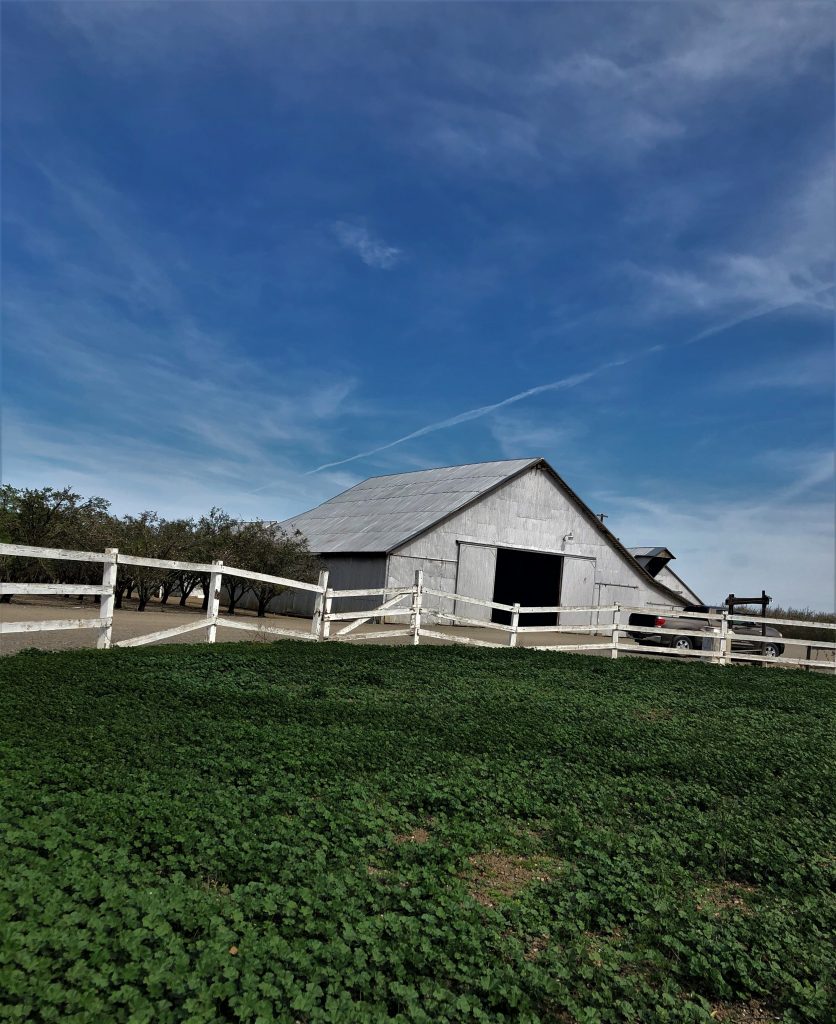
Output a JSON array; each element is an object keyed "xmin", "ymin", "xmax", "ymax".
[{"xmin": 386, "ymin": 461, "xmax": 681, "ymax": 622}]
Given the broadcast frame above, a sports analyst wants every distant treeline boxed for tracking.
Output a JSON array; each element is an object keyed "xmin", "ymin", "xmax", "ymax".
[
  {"xmin": 0, "ymin": 486, "xmax": 321, "ymax": 615},
  {"xmin": 731, "ymin": 604, "xmax": 834, "ymax": 641}
]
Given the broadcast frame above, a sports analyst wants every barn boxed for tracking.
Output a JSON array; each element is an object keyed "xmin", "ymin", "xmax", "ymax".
[{"xmin": 270, "ymin": 458, "xmax": 691, "ymax": 624}]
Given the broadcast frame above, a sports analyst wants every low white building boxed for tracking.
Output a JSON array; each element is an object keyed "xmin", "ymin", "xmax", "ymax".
[{"xmin": 272, "ymin": 458, "xmax": 692, "ymax": 624}]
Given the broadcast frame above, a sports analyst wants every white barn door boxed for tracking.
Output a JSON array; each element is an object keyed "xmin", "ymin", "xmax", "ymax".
[
  {"xmin": 558, "ymin": 556, "xmax": 595, "ymax": 626},
  {"xmin": 455, "ymin": 543, "xmax": 497, "ymax": 623}
]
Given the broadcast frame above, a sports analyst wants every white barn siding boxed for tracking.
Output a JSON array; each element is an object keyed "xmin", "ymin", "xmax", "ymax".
[
  {"xmin": 386, "ymin": 464, "xmax": 679, "ymax": 622},
  {"xmin": 654, "ymin": 565, "xmax": 701, "ymax": 605}
]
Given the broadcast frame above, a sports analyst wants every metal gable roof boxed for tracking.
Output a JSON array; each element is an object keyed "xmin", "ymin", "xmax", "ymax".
[{"xmin": 278, "ymin": 459, "xmax": 538, "ymax": 554}]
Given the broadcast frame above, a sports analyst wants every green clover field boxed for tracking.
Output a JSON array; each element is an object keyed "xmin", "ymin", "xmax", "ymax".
[{"xmin": 1, "ymin": 643, "xmax": 834, "ymax": 1023}]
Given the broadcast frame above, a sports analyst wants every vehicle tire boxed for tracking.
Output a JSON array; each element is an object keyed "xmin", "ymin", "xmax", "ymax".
[
  {"xmin": 761, "ymin": 642, "xmax": 781, "ymax": 658},
  {"xmin": 671, "ymin": 636, "xmax": 693, "ymax": 652}
]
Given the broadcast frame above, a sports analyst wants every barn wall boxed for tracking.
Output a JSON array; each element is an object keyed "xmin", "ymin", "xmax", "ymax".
[
  {"xmin": 387, "ymin": 464, "xmax": 681, "ymax": 622},
  {"xmin": 239, "ymin": 554, "xmax": 386, "ymax": 616},
  {"xmin": 654, "ymin": 565, "xmax": 701, "ymax": 605},
  {"xmin": 326, "ymin": 555, "xmax": 388, "ymax": 614}
]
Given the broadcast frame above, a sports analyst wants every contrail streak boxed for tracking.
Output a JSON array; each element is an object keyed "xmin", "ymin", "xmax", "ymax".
[{"xmin": 303, "ymin": 289, "xmax": 833, "ymax": 476}]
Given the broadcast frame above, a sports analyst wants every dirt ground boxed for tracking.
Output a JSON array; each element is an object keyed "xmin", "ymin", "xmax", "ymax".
[
  {"xmin": 0, "ymin": 595, "xmax": 831, "ymax": 669},
  {"xmin": 0, "ymin": 595, "xmax": 613, "ymax": 657}
]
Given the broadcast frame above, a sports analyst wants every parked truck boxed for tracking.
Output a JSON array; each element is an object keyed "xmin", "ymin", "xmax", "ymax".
[{"xmin": 628, "ymin": 604, "xmax": 784, "ymax": 657}]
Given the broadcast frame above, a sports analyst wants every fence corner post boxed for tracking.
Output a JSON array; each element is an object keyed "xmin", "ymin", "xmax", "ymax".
[
  {"xmin": 412, "ymin": 569, "xmax": 423, "ymax": 645},
  {"xmin": 206, "ymin": 560, "xmax": 223, "ymax": 643},
  {"xmin": 311, "ymin": 569, "xmax": 329, "ymax": 639},
  {"xmin": 610, "ymin": 605, "xmax": 621, "ymax": 659},
  {"xmin": 97, "ymin": 548, "xmax": 118, "ymax": 650},
  {"xmin": 509, "ymin": 602, "xmax": 520, "ymax": 647}
]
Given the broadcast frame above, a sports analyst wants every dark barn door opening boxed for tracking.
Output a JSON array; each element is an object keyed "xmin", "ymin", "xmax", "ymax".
[{"xmin": 491, "ymin": 548, "xmax": 563, "ymax": 626}]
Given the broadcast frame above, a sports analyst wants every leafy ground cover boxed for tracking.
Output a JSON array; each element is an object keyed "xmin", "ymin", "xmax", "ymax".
[{"xmin": 1, "ymin": 643, "xmax": 834, "ymax": 1023}]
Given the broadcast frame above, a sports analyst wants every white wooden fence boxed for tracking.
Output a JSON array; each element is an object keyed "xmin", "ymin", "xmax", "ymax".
[{"xmin": 1, "ymin": 544, "xmax": 834, "ymax": 671}]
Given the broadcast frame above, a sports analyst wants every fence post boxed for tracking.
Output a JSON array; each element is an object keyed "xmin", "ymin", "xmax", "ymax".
[
  {"xmin": 412, "ymin": 569, "xmax": 423, "ymax": 645},
  {"xmin": 720, "ymin": 613, "xmax": 730, "ymax": 666},
  {"xmin": 321, "ymin": 587, "xmax": 333, "ymax": 640},
  {"xmin": 509, "ymin": 603, "xmax": 520, "ymax": 647},
  {"xmin": 311, "ymin": 569, "xmax": 329, "ymax": 639},
  {"xmin": 610, "ymin": 605, "xmax": 621, "ymax": 659},
  {"xmin": 206, "ymin": 561, "xmax": 223, "ymax": 643},
  {"xmin": 97, "ymin": 548, "xmax": 118, "ymax": 650}
]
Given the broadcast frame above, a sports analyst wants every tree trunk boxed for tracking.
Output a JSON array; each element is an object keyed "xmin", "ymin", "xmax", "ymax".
[
  {"xmin": 226, "ymin": 586, "xmax": 244, "ymax": 615},
  {"xmin": 126, "ymin": 583, "xmax": 135, "ymax": 599},
  {"xmin": 138, "ymin": 594, "xmax": 148, "ymax": 611},
  {"xmin": 115, "ymin": 583, "xmax": 126, "ymax": 609},
  {"xmin": 201, "ymin": 574, "xmax": 210, "ymax": 611},
  {"xmin": 0, "ymin": 594, "xmax": 11, "ymax": 604},
  {"xmin": 257, "ymin": 595, "xmax": 268, "ymax": 617}
]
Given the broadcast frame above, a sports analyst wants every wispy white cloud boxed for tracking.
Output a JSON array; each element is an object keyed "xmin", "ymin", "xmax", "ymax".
[
  {"xmin": 489, "ymin": 415, "xmax": 581, "ymax": 460},
  {"xmin": 529, "ymin": 4, "xmax": 831, "ymax": 163},
  {"xmin": 333, "ymin": 221, "xmax": 402, "ymax": 269},
  {"xmin": 756, "ymin": 448, "xmax": 835, "ymax": 504},
  {"xmin": 596, "ymin": 449, "xmax": 835, "ymax": 611},
  {"xmin": 626, "ymin": 156, "xmax": 835, "ymax": 324},
  {"xmin": 41, "ymin": 3, "xmax": 832, "ymax": 178},
  {"xmin": 715, "ymin": 347, "xmax": 835, "ymax": 394},
  {"xmin": 2, "ymin": 151, "xmax": 372, "ymax": 511},
  {"xmin": 1, "ymin": 409, "xmax": 361, "ymax": 523},
  {"xmin": 310, "ymin": 366, "xmax": 606, "ymax": 473},
  {"xmin": 310, "ymin": 289, "xmax": 819, "ymax": 473}
]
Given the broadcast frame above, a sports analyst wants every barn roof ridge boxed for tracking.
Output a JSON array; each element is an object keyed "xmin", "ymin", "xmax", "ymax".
[{"xmin": 352, "ymin": 456, "xmax": 541, "ymax": 483}]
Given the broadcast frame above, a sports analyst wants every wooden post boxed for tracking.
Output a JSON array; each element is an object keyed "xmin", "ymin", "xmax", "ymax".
[
  {"xmin": 720, "ymin": 613, "xmax": 731, "ymax": 666},
  {"xmin": 509, "ymin": 603, "xmax": 520, "ymax": 647},
  {"xmin": 310, "ymin": 569, "xmax": 329, "ymax": 639},
  {"xmin": 321, "ymin": 588, "xmax": 333, "ymax": 640},
  {"xmin": 412, "ymin": 569, "xmax": 423, "ymax": 645},
  {"xmin": 206, "ymin": 561, "xmax": 223, "ymax": 643},
  {"xmin": 610, "ymin": 606, "xmax": 620, "ymax": 659},
  {"xmin": 97, "ymin": 548, "xmax": 118, "ymax": 650}
]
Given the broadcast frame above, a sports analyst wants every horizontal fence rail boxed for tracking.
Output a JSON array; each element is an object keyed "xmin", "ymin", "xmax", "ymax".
[{"xmin": 1, "ymin": 544, "xmax": 833, "ymax": 670}]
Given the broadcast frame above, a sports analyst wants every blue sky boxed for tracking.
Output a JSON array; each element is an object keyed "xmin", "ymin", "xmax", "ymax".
[{"xmin": 2, "ymin": 2, "xmax": 834, "ymax": 608}]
